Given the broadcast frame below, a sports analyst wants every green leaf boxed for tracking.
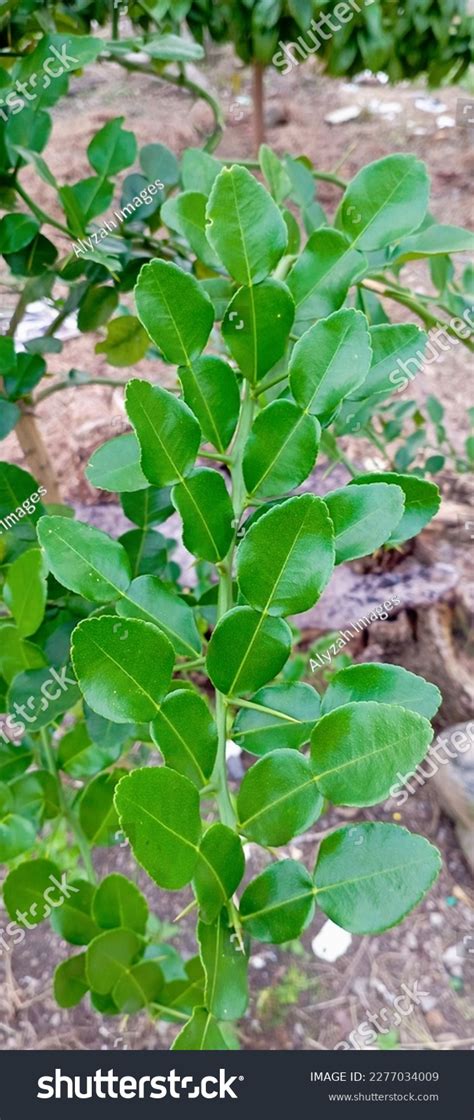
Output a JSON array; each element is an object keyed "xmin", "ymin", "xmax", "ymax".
[
  {"xmin": 206, "ymin": 165, "xmax": 287, "ymax": 285},
  {"xmin": 88, "ymin": 117, "xmax": 137, "ymax": 177},
  {"xmin": 0, "ymin": 743, "xmax": 33, "ymax": 783},
  {"xmin": 3, "ymin": 548, "xmax": 47, "ymax": 636},
  {"xmin": 259, "ymin": 144, "xmax": 292, "ymax": 204},
  {"xmin": 113, "ymin": 960, "xmax": 164, "ymax": 1013},
  {"xmin": 349, "ymin": 324, "xmax": 428, "ymax": 401},
  {"xmin": 237, "ymin": 495, "xmax": 334, "ymax": 616},
  {"xmin": 79, "ymin": 771, "xmax": 125, "ymax": 847},
  {"xmin": 206, "ymin": 606, "xmax": 291, "ymax": 695},
  {"xmin": 4, "ymin": 353, "xmax": 46, "ymax": 401},
  {"xmin": 336, "ymin": 155, "xmax": 430, "ymax": 250},
  {"xmin": 86, "ymin": 929, "xmax": 143, "ymax": 995},
  {"xmin": 70, "ymin": 177, "xmax": 114, "ymax": 223},
  {"xmin": 7, "ymin": 665, "xmax": 80, "ymax": 732},
  {"xmin": 71, "ymin": 616, "xmax": 175, "ymax": 723},
  {"xmin": 0, "ymin": 399, "xmax": 20, "ymax": 440},
  {"xmin": 193, "ymin": 823, "xmax": 245, "ymax": 924},
  {"xmin": 233, "ymin": 682, "xmax": 320, "ymax": 756},
  {"xmin": 310, "ymin": 702, "xmax": 432, "ymax": 806},
  {"xmin": 121, "ymin": 485, "xmax": 174, "ymax": 528},
  {"xmin": 323, "ymin": 482, "xmax": 405, "ymax": 563},
  {"xmin": 140, "ymin": 141, "xmax": 180, "ymax": 187},
  {"xmin": 287, "ymin": 229, "xmax": 367, "ymax": 336},
  {"xmin": 314, "ymin": 823, "xmax": 441, "ymax": 933},
  {"xmin": 242, "ymin": 400, "xmax": 319, "ymax": 499},
  {"xmin": 0, "ymin": 625, "xmax": 46, "ymax": 685},
  {"xmin": 0, "ymin": 213, "xmax": 39, "ymax": 253},
  {"xmin": 0, "ymin": 462, "xmax": 46, "ymax": 525},
  {"xmin": 181, "ymin": 148, "xmax": 221, "ymax": 194},
  {"xmin": 95, "ymin": 316, "xmax": 150, "ymax": 367},
  {"xmin": 139, "ymin": 32, "xmax": 205, "ymax": 62},
  {"xmin": 321, "ymin": 663, "xmax": 442, "ymax": 720},
  {"xmin": 117, "ymin": 575, "xmax": 201, "ymax": 658},
  {"xmin": 238, "ymin": 749, "xmax": 322, "ymax": 845},
  {"xmin": 54, "ymin": 953, "xmax": 88, "ymax": 1009},
  {"xmin": 37, "ymin": 516, "xmax": 131, "ymax": 602},
  {"xmin": 77, "ymin": 285, "xmax": 119, "ymax": 334},
  {"xmin": 158, "ymin": 955, "xmax": 204, "ymax": 1014},
  {"xmin": 135, "ymin": 259, "xmax": 214, "ymax": 365},
  {"xmin": 172, "ymin": 468, "xmax": 234, "ymax": 563},
  {"xmin": 3, "ymin": 858, "xmax": 61, "ymax": 926},
  {"xmin": 119, "ymin": 528, "xmax": 167, "ymax": 578},
  {"xmin": 179, "ymin": 357, "xmax": 240, "ymax": 452},
  {"xmin": 125, "ymin": 379, "xmax": 200, "ymax": 487},
  {"xmin": 86, "ymin": 433, "xmax": 148, "ymax": 493},
  {"xmin": 151, "ymin": 689, "xmax": 217, "ymax": 789},
  {"xmin": 172, "ymin": 1007, "xmax": 228, "ymax": 1051},
  {"xmin": 289, "ymin": 308, "xmax": 372, "ymax": 418},
  {"xmin": 50, "ymin": 880, "xmax": 99, "ymax": 945},
  {"xmin": 114, "ymin": 767, "xmax": 202, "ymax": 889},
  {"xmin": 198, "ymin": 910, "xmax": 249, "ymax": 1020},
  {"xmin": 161, "ymin": 192, "xmax": 220, "ymax": 269},
  {"xmin": 349, "ymin": 472, "xmax": 440, "ymax": 544},
  {"xmin": 392, "ymin": 224, "xmax": 474, "ymax": 265},
  {"xmin": 240, "ymin": 860, "xmax": 315, "ymax": 944},
  {"xmin": 92, "ymin": 873, "xmax": 148, "ymax": 935},
  {"xmin": 58, "ymin": 722, "xmax": 125, "ymax": 779},
  {"xmin": 0, "ymin": 788, "xmax": 36, "ymax": 861},
  {"xmin": 11, "ymin": 770, "xmax": 60, "ymax": 822},
  {"xmin": 222, "ymin": 280, "xmax": 294, "ymax": 384}
]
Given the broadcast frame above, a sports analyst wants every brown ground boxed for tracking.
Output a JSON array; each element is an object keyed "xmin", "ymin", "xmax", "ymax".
[{"xmin": 0, "ymin": 44, "xmax": 473, "ymax": 1052}]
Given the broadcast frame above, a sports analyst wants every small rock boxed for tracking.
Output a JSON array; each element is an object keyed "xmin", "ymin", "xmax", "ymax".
[
  {"xmin": 442, "ymin": 943, "xmax": 464, "ymax": 977},
  {"xmin": 312, "ymin": 919, "xmax": 352, "ymax": 961},
  {"xmin": 430, "ymin": 913, "xmax": 444, "ymax": 928},
  {"xmin": 250, "ymin": 955, "xmax": 267, "ymax": 970},
  {"xmin": 426, "ymin": 1009, "xmax": 445, "ymax": 1031},
  {"xmin": 325, "ymin": 106, "xmax": 361, "ymax": 125},
  {"xmin": 406, "ymin": 931, "xmax": 418, "ymax": 951},
  {"xmin": 420, "ymin": 995, "xmax": 437, "ymax": 1012},
  {"xmin": 437, "ymin": 115, "xmax": 455, "ymax": 129},
  {"xmin": 415, "ymin": 96, "xmax": 447, "ymax": 114}
]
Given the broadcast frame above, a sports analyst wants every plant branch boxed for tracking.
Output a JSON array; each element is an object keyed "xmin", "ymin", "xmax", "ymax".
[{"xmin": 40, "ymin": 728, "xmax": 96, "ymax": 884}]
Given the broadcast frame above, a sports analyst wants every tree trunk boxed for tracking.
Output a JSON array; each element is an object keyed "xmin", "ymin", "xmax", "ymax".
[
  {"xmin": 252, "ymin": 62, "xmax": 265, "ymax": 152},
  {"xmin": 15, "ymin": 405, "xmax": 61, "ymax": 503}
]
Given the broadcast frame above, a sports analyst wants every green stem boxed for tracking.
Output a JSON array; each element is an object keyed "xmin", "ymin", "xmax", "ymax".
[
  {"xmin": 226, "ymin": 696, "xmax": 301, "ymax": 724},
  {"xmin": 361, "ymin": 279, "xmax": 474, "ymax": 351},
  {"xmin": 212, "ymin": 384, "xmax": 255, "ymax": 829},
  {"xmin": 174, "ymin": 656, "xmax": 205, "ymax": 673},
  {"xmin": 199, "ymin": 449, "xmax": 233, "ymax": 465},
  {"xmin": 35, "ymin": 376, "xmax": 130, "ymax": 403},
  {"xmin": 14, "ymin": 181, "xmax": 71, "ymax": 238},
  {"xmin": 40, "ymin": 728, "xmax": 96, "ymax": 884},
  {"xmin": 221, "ymin": 158, "xmax": 347, "ymax": 189}
]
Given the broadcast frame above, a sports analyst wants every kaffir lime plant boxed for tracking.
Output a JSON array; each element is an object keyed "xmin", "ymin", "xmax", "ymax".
[{"xmin": 1, "ymin": 152, "xmax": 465, "ymax": 1049}]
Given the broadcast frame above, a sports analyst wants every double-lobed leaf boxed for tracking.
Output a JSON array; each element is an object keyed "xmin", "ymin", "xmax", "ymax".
[
  {"xmin": 323, "ymin": 482, "xmax": 405, "ymax": 563},
  {"xmin": 179, "ymin": 357, "xmax": 240, "ymax": 452},
  {"xmin": 289, "ymin": 308, "xmax": 372, "ymax": 419},
  {"xmin": 125, "ymin": 379, "xmax": 201, "ymax": 488},
  {"xmin": 349, "ymin": 472, "xmax": 440, "ymax": 544},
  {"xmin": 134, "ymin": 259, "xmax": 214, "ymax": 365},
  {"xmin": 321, "ymin": 663, "xmax": 441, "ymax": 720},
  {"xmin": 314, "ymin": 823, "xmax": 441, "ymax": 933},
  {"xmin": 71, "ymin": 616, "xmax": 174, "ymax": 723},
  {"xmin": 3, "ymin": 548, "xmax": 47, "ymax": 636},
  {"xmin": 222, "ymin": 279, "xmax": 294, "ymax": 384},
  {"xmin": 310, "ymin": 701, "xmax": 433, "ymax": 806},
  {"xmin": 37, "ymin": 516, "xmax": 131, "ymax": 602},
  {"xmin": 206, "ymin": 165, "xmax": 287, "ymax": 286},
  {"xmin": 198, "ymin": 909, "xmax": 249, "ymax": 1021},
  {"xmin": 233, "ymin": 682, "xmax": 321, "ymax": 756},
  {"xmin": 237, "ymin": 495, "xmax": 334, "ymax": 616},
  {"xmin": 193, "ymin": 823, "xmax": 245, "ymax": 924},
  {"xmin": 237, "ymin": 749, "xmax": 323, "ymax": 846},
  {"xmin": 151, "ymin": 689, "xmax": 217, "ymax": 789},
  {"xmin": 114, "ymin": 767, "xmax": 202, "ymax": 889},
  {"xmin": 172, "ymin": 468, "xmax": 234, "ymax": 563},
  {"xmin": 240, "ymin": 859, "xmax": 315, "ymax": 944},
  {"xmin": 206, "ymin": 606, "xmax": 292, "ymax": 695},
  {"xmin": 116, "ymin": 575, "xmax": 201, "ymax": 658},
  {"xmin": 287, "ymin": 228, "xmax": 367, "ymax": 335},
  {"xmin": 242, "ymin": 400, "xmax": 320, "ymax": 499}
]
